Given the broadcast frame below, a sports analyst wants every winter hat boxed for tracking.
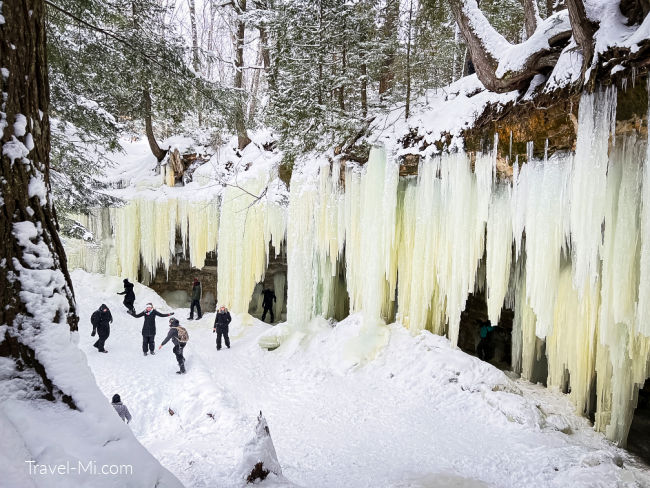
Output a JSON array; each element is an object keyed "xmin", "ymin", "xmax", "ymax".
[
  {"xmin": 100, "ymin": 303, "xmax": 109, "ymax": 311},
  {"xmin": 123, "ymin": 278, "xmax": 129, "ymax": 283},
  {"xmin": 169, "ymin": 317, "xmax": 179, "ymax": 327},
  {"xmin": 112, "ymin": 394, "xmax": 121, "ymax": 403}
]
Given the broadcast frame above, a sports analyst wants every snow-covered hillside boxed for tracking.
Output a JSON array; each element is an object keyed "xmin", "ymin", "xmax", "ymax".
[{"xmin": 72, "ymin": 270, "xmax": 650, "ymax": 488}]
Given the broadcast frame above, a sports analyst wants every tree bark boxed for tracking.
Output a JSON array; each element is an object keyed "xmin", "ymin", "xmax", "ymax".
[
  {"xmin": 188, "ymin": 0, "xmax": 202, "ymax": 126},
  {"xmin": 339, "ymin": 30, "xmax": 347, "ymax": 112},
  {"xmin": 520, "ymin": 0, "xmax": 539, "ymax": 38},
  {"xmin": 234, "ymin": 0, "xmax": 251, "ymax": 150},
  {"xmin": 449, "ymin": 0, "xmax": 572, "ymax": 92},
  {"xmin": 405, "ymin": 0, "xmax": 414, "ymax": 119},
  {"xmin": 258, "ymin": 24, "xmax": 274, "ymax": 90},
  {"xmin": 360, "ymin": 63, "xmax": 368, "ymax": 117},
  {"xmin": 143, "ymin": 88, "xmax": 167, "ymax": 162},
  {"xmin": 248, "ymin": 43, "xmax": 264, "ymax": 123},
  {"xmin": 379, "ymin": 0, "xmax": 400, "ymax": 96},
  {"xmin": 188, "ymin": 0, "xmax": 200, "ymax": 72},
  {"xmin": 566, "ymin": 0, "xmax": 598, "ymax": 74},
  {"xmin": 1, "ymin": 0, "xmax": 78, "ymax": 405}
]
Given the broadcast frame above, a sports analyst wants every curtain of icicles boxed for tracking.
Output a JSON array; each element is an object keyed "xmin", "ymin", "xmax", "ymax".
[
  {"xmin": 67, "ymin": 83, "xmax": 650, "ymax": 446},
  {"xmin": 281, "ymin": 85, "xmax": 650, "ymax": 446}
]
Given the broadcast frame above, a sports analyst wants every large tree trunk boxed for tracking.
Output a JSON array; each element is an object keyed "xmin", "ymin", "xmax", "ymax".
[
  {"xmin": 188, "ymin": 0, "xmax": 203, "ymax": 126},
  {"xmin": 566, "ymin": 0, "xmax": 598, "ymax": 75},
  {"xmin": 1, "ymin": 0, "xmax": 78, "ymax": 404},
  {"xmin": 449, "ymin": 0, "xmax": 572, "ymax": 92},
  {"xmin": 188, "ymin": 0, "xmax": 200, "ymax": 72},
  {"xmin": 143, "ymin": 87, "xmax": 167, "ymax": 162},
  {"xmin": 360, "ymin": 63, "xmax": 368, "ymax": 117},
  {"xmin": 520, "ymin": 0, "xmax": 539, "ymax": 38},
  {"xmin": 378, "ymin": 0, "xmax": 400, "ymax": 96},
  {"xmin": 405, "ymin": 0, "xmax": 414, "ymax": 119},
  {"xmin": 258, "ymin": 24, "xmax": 274, "ymax": 90},
  {"xmin": 234, "ymin": 0, "xmax": 251, "ymax": 150}
]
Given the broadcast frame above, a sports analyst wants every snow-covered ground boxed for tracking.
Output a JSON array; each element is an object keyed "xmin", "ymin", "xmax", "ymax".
[{"xmin": 72, "ymin": 270, "xmax": 650, "ymax": 488}]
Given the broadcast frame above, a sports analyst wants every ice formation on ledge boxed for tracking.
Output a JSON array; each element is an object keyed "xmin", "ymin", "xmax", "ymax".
[
  {"xmin": 66, "ymin": 196, "xmax": 220, "ymax": 281},
  {"xmin": 66, "ymin": 85, "xmax": 650, "ymax": 448},
  {"xmin": 216, "ymin": 174, "xmax": 286, "ymax": 311}
]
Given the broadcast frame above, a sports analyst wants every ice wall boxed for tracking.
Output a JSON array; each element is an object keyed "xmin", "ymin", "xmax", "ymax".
[
  {"xmin": 279, "ymin": 85, "xmax": 649, "ymax": 445},
  {"xmin": 216, "ymin": 175, "xmax": 286, "ymax": 311},
  {"xmin": 66, "ymin": 85, "xmax": 650, "ymax": 447}
]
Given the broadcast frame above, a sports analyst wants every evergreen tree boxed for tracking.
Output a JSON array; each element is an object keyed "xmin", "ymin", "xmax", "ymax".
[{"xmin": 46, "ymin": 0, "xmax": 231, "ymax": 212}]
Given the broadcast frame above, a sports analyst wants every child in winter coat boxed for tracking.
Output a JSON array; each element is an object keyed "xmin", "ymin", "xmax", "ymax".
[{"xmin": 111, "ymin": 394, "xmax": 132, "ymax": 423}]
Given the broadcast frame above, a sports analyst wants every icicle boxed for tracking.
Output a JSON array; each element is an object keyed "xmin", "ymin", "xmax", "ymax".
[
  {"xmin": 486, "ymin": 184, "xmax": 512, "ymax": 325},
  {"xmin": 570, "ymin": 86, "xmax": 617, "ymax": 295},
  {"xmin": 345, "ymin": 146, "xmax": 399, "ymax": 324},
  {"xmin": 217, "ymin": 173, "xmax": 286, "ymax": 313},
  {"xmin": 636, "ymin": 79, "xmax": 650, "ymax": 337},
  {"xmin": 546, "ymin": 264, "xmax": 599, "ymax": 415},
  {"xmin": 522, "ymin": 155, "xmax": 571, "ymax": 338}
]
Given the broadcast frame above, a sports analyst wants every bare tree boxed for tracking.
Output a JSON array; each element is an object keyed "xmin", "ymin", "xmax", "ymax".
[{"xmin": 1, "ymin": 0, "xmax": 78, "ymax": 404}]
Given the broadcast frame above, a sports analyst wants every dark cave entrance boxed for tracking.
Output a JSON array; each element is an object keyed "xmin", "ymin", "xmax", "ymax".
[
  {"xmin": 626, "ymin": 379, "xmax": 650, "ymax": 465},
  {"xmin": 248, "ymin": 244, "xmax": 288, "ymax": 324},
  {"xmin": 458, "ymin": 292, "xmax": 513, "ymax": 370}
]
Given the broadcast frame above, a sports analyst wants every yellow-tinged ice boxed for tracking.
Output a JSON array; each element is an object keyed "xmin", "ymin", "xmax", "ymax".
[
  {"xmin": 486, "ymin": 185, "xmax": 512, "ymax": 325},
  {"xmin": 66, "ymin": 87, "xmax": 650, "ymax": 449},
  {"xmin": 216, "ymin": 173, "xmax": 286, "ymax": 313},
  {"xmin": 69, "ymin": 196, "xmax": 219, "ymax": 282}
]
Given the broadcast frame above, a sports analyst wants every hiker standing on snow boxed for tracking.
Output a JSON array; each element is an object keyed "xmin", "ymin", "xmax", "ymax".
[
  {"xmin": 261, "ymin": 288, "xmax": 276, "ymax": 323},
  {"xmin": 213, "ymin": 305, "xmax": 231, "ymax": 350},
  {"xmin": 188, "ymin": 277, "xmax": 202, "ymax": 320},
  {"xmin": 132, "ymin": 302, "xmax": 174, "ymax": 356},
  {"xmin": 159, "ymin": 317, "xmax": 189, "ymax": 374},
  {"xmin": 111, "ymin": 394, "xmax": 132, "ymax": 423},
  {"xmin": 117, "ymin": 278, "xmax": 136, "ymax": 315},
  {"xmin": 91, "ymin": 304, "xmax": 113, "ymax": 353}
]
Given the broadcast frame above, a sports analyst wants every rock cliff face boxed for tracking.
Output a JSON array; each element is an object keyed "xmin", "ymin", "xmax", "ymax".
[
  {"xmin": 146, "ymin": 245, "xmax": 287, "ymax": 318},
  {"xmin": 465, "ymin": 76, "xmax": 648, "ymax": 168}
]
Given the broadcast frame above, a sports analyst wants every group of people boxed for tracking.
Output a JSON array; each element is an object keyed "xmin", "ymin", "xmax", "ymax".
[
  {"xmin": 98, "ymin": 276, "xmax": 281, "ymax": 424},
  {"xmin": 92, "ymin": 277, "xmax": 235, "ymax": 374}
]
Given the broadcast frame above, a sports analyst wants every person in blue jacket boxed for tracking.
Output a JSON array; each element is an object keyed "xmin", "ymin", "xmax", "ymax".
[{"xmin": 477, "ymin": 319, "xmax": 494, "ymax": 361}]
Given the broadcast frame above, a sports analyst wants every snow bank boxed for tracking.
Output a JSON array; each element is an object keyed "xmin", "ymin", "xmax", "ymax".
[{"xmin": 71, "ymin": 270, "xmax": 650, "ymax": 487}]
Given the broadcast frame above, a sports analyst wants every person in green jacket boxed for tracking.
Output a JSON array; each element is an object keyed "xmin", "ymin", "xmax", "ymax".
[
  {"xmin": 187, "ymin": 277, "xmax": 202, "ymax": 320},
  {"xmin": 477, "ymin": 319, "xmax": 494, "ymax": 361}
]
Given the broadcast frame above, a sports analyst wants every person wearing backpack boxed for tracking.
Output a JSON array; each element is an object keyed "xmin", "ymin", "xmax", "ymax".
[
  {"xmin": 90, "ymin": 304, "xmax": 113, "ymax": 353},
  {"xmin": 159, "ymin": 317, "xmax": 188, "ymax": 374},
  {"xmin": 213, "ymin": 305, "xmax": 231, "ymax": 350},
  {"xmin": 117, "ymin": 278, "xmax": 136, "ymax": 315},
  {"xmin": 132, "ymin": 302, "xmax": 174, "ymax": 356}
]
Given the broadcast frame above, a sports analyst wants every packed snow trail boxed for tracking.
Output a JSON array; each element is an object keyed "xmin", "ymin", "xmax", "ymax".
[{"xmin": 73, "ymin": 271, "xmax": 650, "ymax": 488}]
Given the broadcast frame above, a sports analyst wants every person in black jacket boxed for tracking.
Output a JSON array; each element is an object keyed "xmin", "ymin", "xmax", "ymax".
[
  {"xmin": 261, "ymin": 288, "xmax": 276, "ymax": 323},
  {"xmin": 132, "ymin": 302, "xmax": 174, "ymax": 356},
  {"xmin": 159, "ymin": 317, "xmax": 187, "ymax": 374},
  {"xmin": 187, "ymin": 277, "xmax": 202, "ymax": 320},
  {"xmin": 91, "ymin": 304, "xmax": 113, "ymax": 353},
  {"xmin": 117, "ymin": 279, "xmax": 136, "ymax": 315},
  {"xmin": 213, "ymin": 305, "xmax": 231, "ymax": 350}
]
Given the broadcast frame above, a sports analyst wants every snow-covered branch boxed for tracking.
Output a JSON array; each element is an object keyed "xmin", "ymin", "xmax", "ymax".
[{"xmin": 449, "ymin": 0, "xmax": 572, "ymax": 92}]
